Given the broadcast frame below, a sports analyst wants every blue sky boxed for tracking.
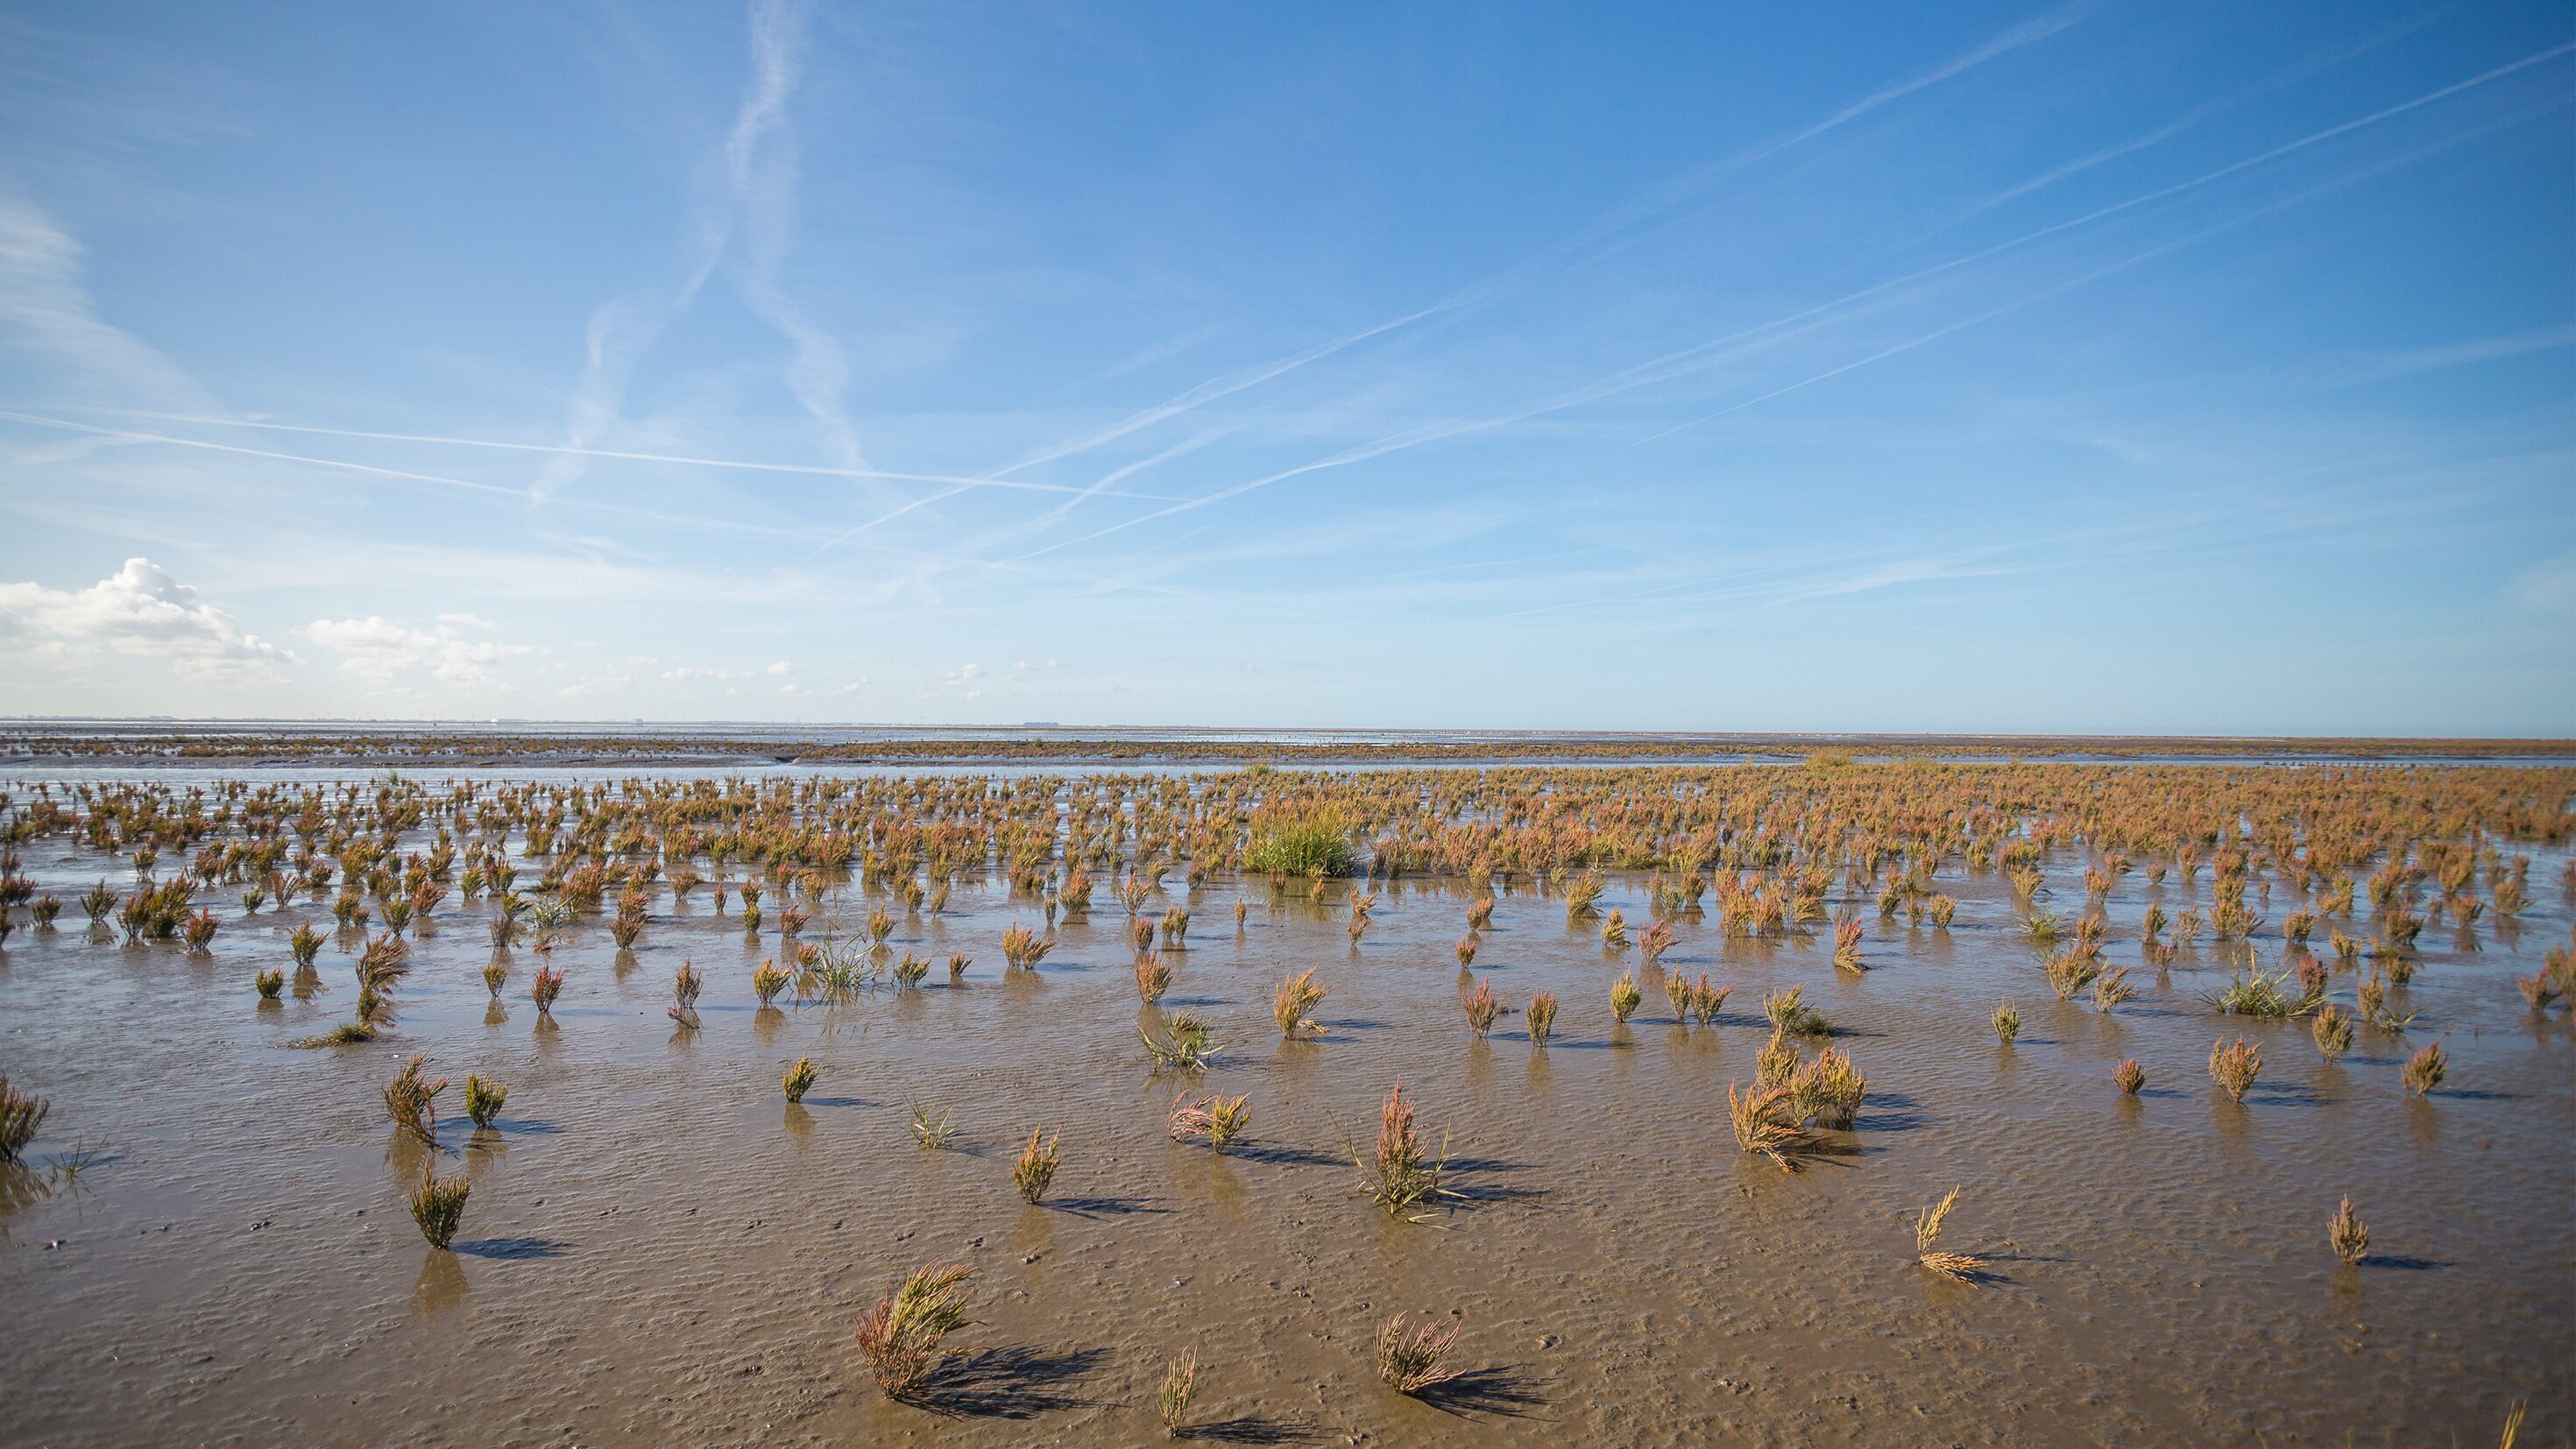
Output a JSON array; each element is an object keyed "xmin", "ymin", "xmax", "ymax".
[{"xmin": 0, "ymin": 2, "xmax": 2569, "ymax": 734}]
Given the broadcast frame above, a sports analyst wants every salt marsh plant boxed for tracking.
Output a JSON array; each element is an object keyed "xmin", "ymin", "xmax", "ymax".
[
  {"xmin": 2330, "ymin": 1198, "xmax": 2369, "ymax": 1264},
  {"xmin": 1610, "ymin": 972, "xmax": 1641, "ymax": 1023},
  {"xmin": 1526, "ymin": 991, "xmax": 1558, "ymax": 1044},
  {"xmin": 1729, "ymin": 1080, "xmax": 1816, "ymax": 1173},
  {"xmin": 2516, "ymin": 968, "xmax": 2561, "ymax": 1012},
  {"xmin": 1374, "ymin": 1314, "xmax": 1462, "ymax": 1396},
  {"xmin": 1242, "ymin": 815, "xmax": 1355, "ymax": 876},
  {"xmin": 1664, "ymin": 972, "xmax": 1694, "ymax": 1022},
  {"xmin": 1832, "ymin": 914, "xmax": 1866, "ymax": 972},
  {"xmin": 81, "ymin": 880, "xmax": 117, "ymax": 924},
  {"xmin": 1764, "ymin": 985, "xmax": 1825, "ymax": 1036},
  {"xmin": 909, "ymin": 1105, "xmax": 957, "ymax": 1151},
  {"xmin": 1992, "ymin": 1000, "xmax": 2020, "ymax": 1044},
  {"xmin": 1637, "ymin": 918, "xmax": 1674, "ymax": 966},
  {"xmin": 1462, "ymin": 977, "xmax": 1504, "ymax": 1038},
  {"xmin": 1756, "ymin": 1027, "xmax": 1801, "ymax": 1089},
  {"xmin": 1454, "ymin": 935, "xmax": 1478, "ymax": 968},
  {"xmin": 782, "ymin": 1056, "xmax": 819, "ymax": 1103},
  {"xmin": 2402, "ymin": 1039, "xmax": 2446, "ymax": 1097},
  {"xmin": 1001, "ymin": 923, "xmax": 1053, "ymax": 971},
  {"xmin": 2311, "ymin": 1002, "xmax": 2355, "ymax": 1060},
  {"xmin": 2091, "ymin": 965, "xmax": 2138, "ymax": 1013},
  {"xmin": 464, "ymin": 1073, "xmax": 508, "ymax": 1128},
  {"xmin": 1158, "ymin": 1349, "xmax": 1198, "ymax": 1437},
  {"xmin": 1274, "ymin": 968, "xmax": 1328, "ymax": 1039},
  {"xmin": 1142, "ymin": 1013, "xmax": 1222, "ymax": 1071},
  {"xmin": 2209, "ymin": 1036, "xmax": 2261, "ymax": 1104},
  {"xmin": 947, "ymin": 952, "xmax": 971, "ymax": 982},
  {"xmin": 1927, "ymin": 893, "xmax": 1957, "ymax": 928},
  {"xmin": 1168, "ymin": 1092, "xmax": 1249, "ymax": 1152},
  {"xmin": 481, "ymin": 960, "xmax": 508, "ymax": 998},
  {"xmin": 753, "ymin": 958, "xmax": 789, "ymax": 1006},
  {"xmin": 853, "ymin": 1263, "xmax": 974, "ymax": 1400},
  {"xmin": 672, "ymin": 960, "xmax": 703, "ymax": 1013},
  {"xmin": 0, "ymin": 1075, "xmax": 49, "ymax": 1163},
  {"xmin": 1013, "ymin": 1127, "xmax": 1061, "ymax": 1203},
  {"xmin": 1564, "ymin": 870, "xmax": 1605, "ymax": 922},
  {"xmin": 1912, "ymin": 1187, "xmax": 1986, "ymax": 1283},
  {"xmin": 2207, "ymin": 967, "xmax": 2320, "ymax": 1019},
  {"xmin": 1467, "ymin": 895, "xmax": 1494, "ymax": 930},
  {"xmin": 1341, "ymin": 1082, "xmax": 1454, "ymax": 1221},
  {"xmin": 1790, "ymin": 1045, "xmax": 1866, "ymax": 1128},
  {"xmin": 1129, "ymin": 917, "xmax": 1157, "ymax": 954},
  {"xmin": 1134, "ymin": 951, "xmax": 1171, "ymax": 1004},
  {"xmin": 530, "ymin": 965, "xmax": 564, "ymax": 1016},
  {"xmin": 891, "ymin": 952, "xmax": 931, "ymax": 990},
  {"xmin": 408, "ymin": 1163, "xmax": 470, "ymax": 1248},
  {"xmin": 2114, "ymin": 1058, "xmax": 2145, "ymax": 1094},
  {"xmin": 382, "ymin": 1054, "xmax": 449, "ymax": 1147},
  {"xmin": 1602, "ymin": 908, "xmax": 1629, "ymax": 949},
  {"xmin": 2043, "ymin": 944, "xmax": 2103, "ymax": 1001},
  {"xmin": 256, "ymin": 967, "xmax": 285, "ymax": 1000}
]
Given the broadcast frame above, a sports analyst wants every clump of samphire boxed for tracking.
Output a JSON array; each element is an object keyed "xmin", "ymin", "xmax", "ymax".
[
  {"xmin": 1168, "ymin": 1092, "xmax": 1250, "ymax": 1153},
  {"xmin": 2209, "ymin": 1036, "xmax": 2261, "ymax": 1104},
  {"xmin": 382, "ymin": 1054, "xmax": 449, "ymax": 1147},
  {"xmin": 1526, "ymin": 990, "xmax": 1558, "ymax": 1044},
  {"xmin": 783, "ymin": 1055, "xmax": 819, "ymax": 1104},
  {"xmin": 1158, "ymin": 1349, "xmax": 1198, "ymax": 1438},
  {"xmin": 1374, "ymin": 1313, "xmax": 1463, "ymax": 1396},
  {"xmin": 0, "ymin": 1074, "xmax": 50, "ymax": 1163},
  {"xmin": 409, "ymin": 1163, "xmax": 470, "ymax": 1248},
  {"xmin": 1913, "ymin": 1186, "xmax": 1987, "ymax": 1284},
  {"xmin": 2401, "ymin": 1039, "xmax": 2446, "ymax": 1098},
  {"xmin": 464, "ymin": 1073, "xmax": 508, "ymax": 1129},
  {"xmin": 853, "ymin": 1263, "xmax": 973, "ymax": 1400},
  {"xmin": 1341, "ymin": 1082, "xmax": 1453, "ymax": 1221},
  {"xmin": 1728, "ymin": 1080, "xmax": 1816, "ymax": 1173},
  {"xmin": 1274, "ymin": 968, "xmax": 1328, "ymax": 1040},
  {"xmin": 2329, "ymin": 1196, "xmax": 2368, "ymax": 1265},
  {"xmin": 1014, "ymin": 1127, "xmax": 1061, "ymax": 1204}
]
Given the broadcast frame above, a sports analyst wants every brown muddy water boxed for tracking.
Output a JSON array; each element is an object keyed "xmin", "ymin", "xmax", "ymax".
[{"xmin": 0, "ymin": 778, "xmax": 2569, "ymax": 1446}]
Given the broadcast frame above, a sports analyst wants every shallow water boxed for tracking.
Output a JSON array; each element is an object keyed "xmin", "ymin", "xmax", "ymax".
[{"xmin": 0, "ymin": 776, "xmax": 2568, "ymax": 1445}]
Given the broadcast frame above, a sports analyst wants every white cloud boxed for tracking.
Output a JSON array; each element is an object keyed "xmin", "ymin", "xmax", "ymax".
[
  {"xmin": 779, "ymin": 679, "xmax": 862, "ymax": 696},
  {"xmin": 437, "ymin": 611, "xmax": 496, "ymax": 629},
  {"xmin": 0, "ymin": 558, "xmax": 293, "ymax": 681},
  {"xmin": 557, "ymin": 668, "xmax": 633, "ymax": 698},
  {"xmin": 663, "ymin": 660, "xmax": 795, "ymax": 682},
  {"xmin": 304, "ymin": 616, "xmax": 529, "ymax": 689}
]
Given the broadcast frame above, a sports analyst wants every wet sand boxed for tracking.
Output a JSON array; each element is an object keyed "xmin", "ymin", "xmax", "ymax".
[{"xmin": 0, "ymin": 775, "xmax": 2567, "ymax": 1445}]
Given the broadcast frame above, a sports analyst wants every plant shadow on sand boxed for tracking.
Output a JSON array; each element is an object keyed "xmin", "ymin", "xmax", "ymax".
[
  {"xmin": 453, "ymin": 1237, "xmax": 573, "ymax": 1260},
  {"xmin": 1041, "ymin": 1195, "xmax": 1171, "ymax": 1219},
  {"xmin": 1175, "ymin": 1414, "xmax": 1327, "ymax": 1443},
  {"xmin": 911, "ymin": 1344, "xmax": 1110, "ymax": 1418},
  {"xmin": 1220, "ymin": 1142, "xmax": 1342, "ymax": 1169},
  {"xmin": 1411, "ymin": 1364, "xmax": 1552, "ymax": 1419}
]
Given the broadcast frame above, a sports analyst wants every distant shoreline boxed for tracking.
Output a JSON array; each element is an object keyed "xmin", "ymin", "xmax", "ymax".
[{"xmin": 4, "ymin": 720, "xmax": 2569, "ymax": 767}]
